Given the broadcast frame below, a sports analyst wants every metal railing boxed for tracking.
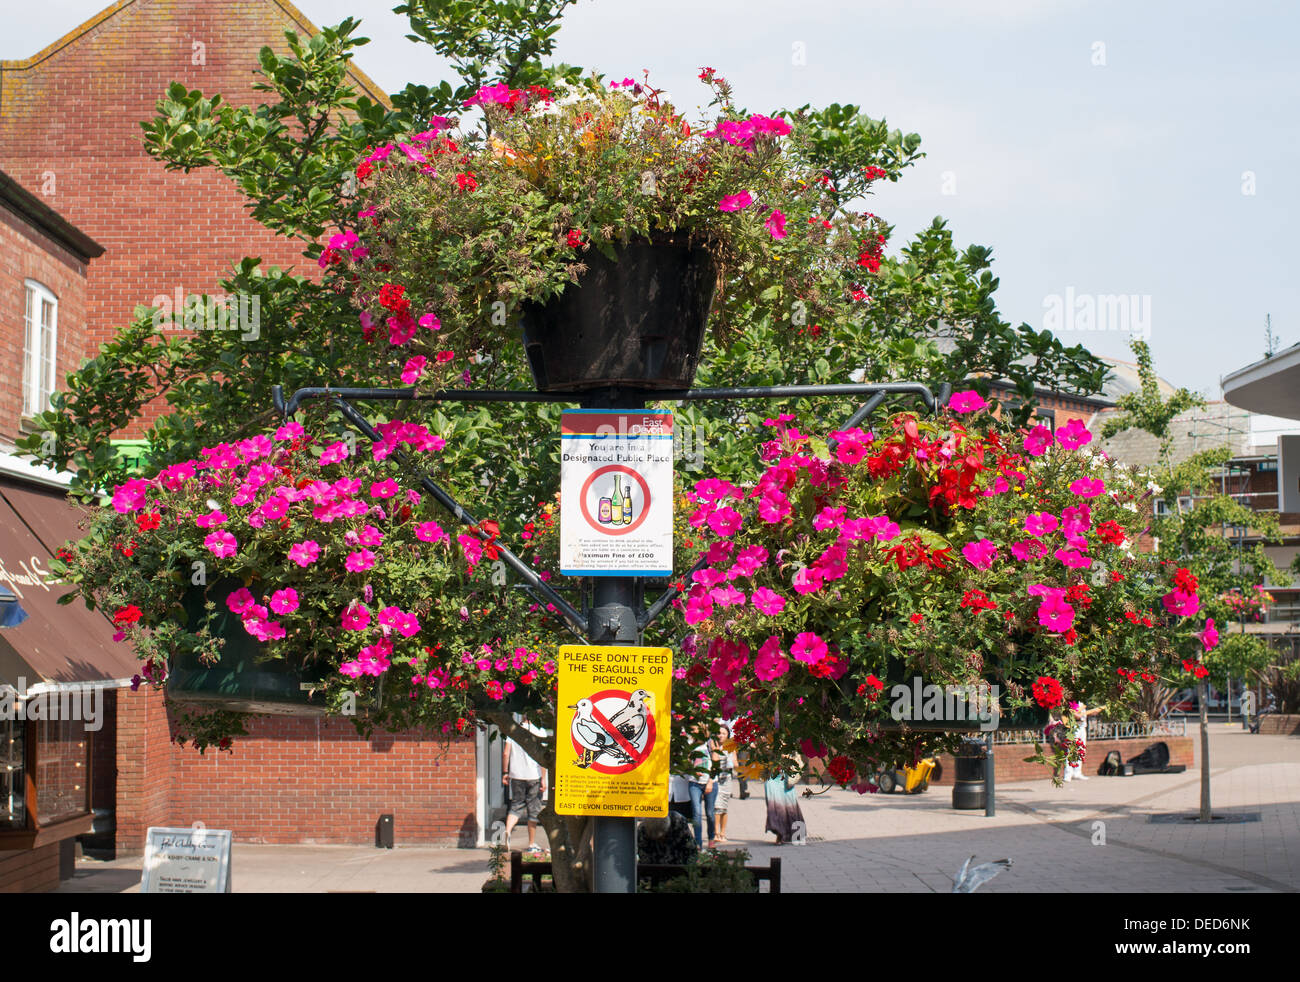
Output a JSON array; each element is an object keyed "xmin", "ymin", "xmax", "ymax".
[{"xmin": 991, "ymin": 718, "xmax": 1186, "ymax": 745}]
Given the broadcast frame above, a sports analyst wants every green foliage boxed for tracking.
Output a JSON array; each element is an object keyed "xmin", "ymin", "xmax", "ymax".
[
  {"xmin": 1100, "ymin": 339, "xmax": 1205, "ymax": 463},
  {"xmin": 643, "ymin": 848, "xmax": 758, "ymax": 893},
  {"xmin": 141, "ymin": 18, "xmax": 404, "ymax": 243},
  {"xmin": 396, "ymin": 0, "xmax": 584, "ymax": 116}
]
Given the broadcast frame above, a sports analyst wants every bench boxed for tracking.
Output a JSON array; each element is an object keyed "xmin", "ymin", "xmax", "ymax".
[{"xmin": 508, "ymin": 851, "xmax": 781, "ymax": 893}]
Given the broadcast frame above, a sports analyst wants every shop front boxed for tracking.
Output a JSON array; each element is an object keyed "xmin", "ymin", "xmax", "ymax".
[{"xmin": 0, "ymin": 466, "xmax": 137, "ymax": 891}]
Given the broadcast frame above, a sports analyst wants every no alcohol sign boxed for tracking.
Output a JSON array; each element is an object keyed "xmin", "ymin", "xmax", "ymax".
[
  {"xmin": 559, "ymin": 410, "xmax": 673, "ymax": 576},
  {"xmin": 553, "ymin": 645, "xmax": 672, "ymax": 817}
]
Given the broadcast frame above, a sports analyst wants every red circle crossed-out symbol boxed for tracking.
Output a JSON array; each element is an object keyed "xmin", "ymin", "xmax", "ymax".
[
  {"xmin": 579, "ymin": 465, "xmax": 652, "ymax": 536},
  {"xmin": 571, "ymin": 688, "xmax": 656, "ymax": 775}
]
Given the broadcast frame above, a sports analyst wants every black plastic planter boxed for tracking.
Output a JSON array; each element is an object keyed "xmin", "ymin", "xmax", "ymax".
[
  {"xmin": 167, "ymin": 579, "xmax": 330, "ymax": 716},
  {"xmin": 519, "ymin": 239, "xmax": 718, "ymax": 391}
]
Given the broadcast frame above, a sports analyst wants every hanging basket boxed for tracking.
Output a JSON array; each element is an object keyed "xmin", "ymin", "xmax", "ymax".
[
  {"xmin": 519, "ymin": 238, "xmax": 718, "ymax": 392},
  {"xmin": 166, "ymin": 579, "xmax": 330, "ymax": 716}
]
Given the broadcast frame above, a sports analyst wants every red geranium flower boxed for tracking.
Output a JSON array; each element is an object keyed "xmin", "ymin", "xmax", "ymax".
[
  {"xmin": 135, "ymin": 512, "xmax": 161, "ymax": 532},
  {"xmin": 1032, "ymin": 676, "xmax": 1064, "ymax": 709},
  {"xmin": 113, "ymin": 604, "xmax": 143, "ymax": 626},
  {"xmin": 827, "ymin": 756, "xmax": 856, "ymax": 785}
]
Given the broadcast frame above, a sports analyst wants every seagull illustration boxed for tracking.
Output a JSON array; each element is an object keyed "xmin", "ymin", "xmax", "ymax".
[
  {"xmin": 952, "ymin": 855, "xmax": 1012, "ymax": 893},
  {"xmin": 569, "ymin": 699, "xmax": 634, "ymax": 768},
  {"xmin": 606, "ymin": 689, "xmax": 652, "ymax": 747}
]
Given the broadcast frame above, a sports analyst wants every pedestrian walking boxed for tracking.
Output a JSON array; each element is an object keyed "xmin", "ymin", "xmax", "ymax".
[
  {"xmin": 764, "ymin": 758, "xmax": 806, "ymax": 844},
  {"xmin": 502, "ymin": 712, "xmax": 548, "ymax": 854},
  {"xmin": 687, "ymin": 725, "xmax": 718, "ymax": 848},
  {"xmin": 714, "ymin": 722, "xmax": 736, "ymax": 843},
  {"xmin": 1063, "ymin": 701, "xmax": 1104, "ymax": 781}
]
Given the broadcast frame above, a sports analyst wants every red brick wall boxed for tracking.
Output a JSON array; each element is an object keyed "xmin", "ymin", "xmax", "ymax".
[
  {"xmin": 114, "ymin": 687, "xmax": 479, "ymax": 851},
  {"xmin": 0, "ymin": 202, "xmax": 90, "ymax": 446},
  {"xmin": 0, "ymin": 0, "xmax": 386, "ymax": 436},
  {"xmin": 928, "ymin": 735, "xmax": 1195, "ymax": 786}
]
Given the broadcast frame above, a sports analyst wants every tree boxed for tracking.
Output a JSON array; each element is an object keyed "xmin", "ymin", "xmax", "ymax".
[
  {"xmin": 1101, "ymin": 339, "xmax": 1288, "ymax": 820},
  {"xmin": 24, "ymin": 2, "xmax": 1122, "ymax": 888}
]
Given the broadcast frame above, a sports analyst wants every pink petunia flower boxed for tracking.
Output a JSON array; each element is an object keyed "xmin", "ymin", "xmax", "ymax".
[
  {"xmin": 401, "ymin": 356, "xmax": 428, "ymax": 385},
  {"xmin": 226, "ymin": 587, "xmax": 256, "ymax": 615},
  {"xmin": 764, "ymin": 209, "xmax": 787, "ymax": 239},
  {"xmin": 728, "ymin": 544, "xmax": 769, "ymax": 579},
  {"xmin": 1200, "ymin": 618, "xmax": 1219, "ymax": 650},
  {"xmin": 370, "ymin": 479, "xmax": 399, "ymax": 499},
  {"xmin": 751, "ymin": 587, "xmax": 786, "ymax": 615},
  {"xmin": 758, "ymin": 490, "xmax": 793, "ymax": 523},
  {"xmin": 791, "ymin": 632, "xmax": 828, "ymax": 664},
  {"xmin": 1037, "ymin": 595, "xmax": 1076, "ymax": 632},
  {"xmin": 1010, "ymin": 539, "xmax": 1048, "ymax": 561},
  {"xmin": 1070, "ymin": 478, "xmax": 1105, "ymax": 498},
  {"xmin": 1023, "ymin": 425, "xmax": 1053, "ymax": 457},
  {"xmin": 707, "ymin": 507, "xmax": 743, "ymax": 537},
  {"xmin": 341, "ymin": 602, "xmax": 371, "ymax": 631},
  {"xmin": 205, "ymin": 530, "xmax": 238, "ymax": 558},
  {"xmin": 718, "ymin": 191, "xmax": 753, "ymax": 211},
  {"xmin": 270, "ymin": 588, "xmax": 299, "ymax": 615},
  {"xmin": 710, "ymin": 585, "xmax": 747, "ymax": 608},
  {"xmin": 345, "ymin": 549, "xmax": 377, "ymax": 572},
  {"xmin": 1162, "ymin": 589, "xmax": 1200, "ymax": 617},
  {"xmin": 1056, "ymin": 418, "xmax": 1093, "ymax": 450},
  {"xmin": 792, "ymin": 566, "xmax": 825, "ymax": 595},
  {"xmin": 415, "ymin": 521, "xmax": 449, "ymax": 546},
  {"xmin": 287, "ymin": 540, "xmax": 321, "ymax": 566},
  {"xmin": 962, "ymin": 538, "xmax": 999, "ymax": 570},
  {"xmin": 319, "ymin": 441, "xmax": 351, "ymax": 465},
  {"xmin": 1054, "ymin": 548, "xmax": 1091, "ymax": 569},
  {"xmin": 948, "ymin": 390, "xmax": 988, "ymax": 414},
  {"xmin": 813, "ymin": 506, "xmax": 846, "ymax": 532},
  {"xmin": 1025, "ymin": 513, "xmax": 1059, "ymax": 537},
  {"xmin": 753, "ymin": 636, "xmax": 789, "ymax": 681}
]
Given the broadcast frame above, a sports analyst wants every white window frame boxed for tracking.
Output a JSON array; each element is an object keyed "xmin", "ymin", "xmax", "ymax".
[{"xmin": 22, "ymin": 279, "xmax": 58, "ymax": 419}]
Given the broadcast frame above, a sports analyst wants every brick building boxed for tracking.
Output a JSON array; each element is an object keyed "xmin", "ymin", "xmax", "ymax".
[{"xmin": 1, "ymin": 1, "xmax": 482, "ymax": 888}]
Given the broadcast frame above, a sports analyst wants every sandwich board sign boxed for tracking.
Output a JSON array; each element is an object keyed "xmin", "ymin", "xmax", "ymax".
[
  {"xmin": 141, "ymin": 825, "xmax": 232, "ymax": 893},
  {"xmin": 559, "ymin": 410, "xmax": 673, "ymax": 576},
  {"xmin": 553, "ymin": 644, "xmax": 672, "ymax": 817}
]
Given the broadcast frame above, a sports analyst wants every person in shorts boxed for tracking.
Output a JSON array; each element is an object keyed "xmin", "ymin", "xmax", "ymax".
[{"xmin": 503, "ymin": 713, "xmax": 548, "ymax": 854}]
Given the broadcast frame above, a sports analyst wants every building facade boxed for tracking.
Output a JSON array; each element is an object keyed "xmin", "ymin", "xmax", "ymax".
[{"xmin": 1, "ymin": 2, "xmax": 485, "ymax": 886}]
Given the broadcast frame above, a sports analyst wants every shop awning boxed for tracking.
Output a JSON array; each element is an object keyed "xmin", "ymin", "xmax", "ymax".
[
  {"xmin": 0, "ymin": 477, "xmax": 137, "ymax": 687},
  {"xmin": 1223, "ymin": 344, "xmax": 1300, "ymax": 419}
]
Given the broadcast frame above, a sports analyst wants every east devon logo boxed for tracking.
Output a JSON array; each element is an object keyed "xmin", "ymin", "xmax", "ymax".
[{"xmin": 568, "ymin": 688, "xmax": 655, "ymax": 774}]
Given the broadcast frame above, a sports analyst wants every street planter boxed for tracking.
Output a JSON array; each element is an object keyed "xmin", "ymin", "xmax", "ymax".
[
  {"xmin": 519, "ymin": 239, "xmax": 717, "ymax": 392},
  {"xmin": 167, "ymin": 579, "xmax": 330, "ymax": 716}
]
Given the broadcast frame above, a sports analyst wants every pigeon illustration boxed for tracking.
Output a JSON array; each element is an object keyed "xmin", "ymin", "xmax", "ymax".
[
  {"xmin": 569, "ymin": 698, "xmax": 634, "ymax": 768},
  {"xmin": 952, "ymin": 855, "xmax": 1012, "ymax": 893},
  {"xmin": 606, "ymin": 689, "xmax": 652, "ymax": 746}
]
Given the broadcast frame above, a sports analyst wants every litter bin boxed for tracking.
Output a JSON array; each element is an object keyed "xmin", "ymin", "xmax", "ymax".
[{"xmin": 952, "ymin": 740, "xmax": 987, "ymax": 810}]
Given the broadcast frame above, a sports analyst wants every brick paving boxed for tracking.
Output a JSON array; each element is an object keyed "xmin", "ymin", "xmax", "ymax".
[{"xmin": 57, "ymin": 727, "xmax": 1299, "ymax": 893}]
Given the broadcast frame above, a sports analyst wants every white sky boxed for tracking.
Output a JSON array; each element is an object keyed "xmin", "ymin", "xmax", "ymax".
[{"xmin": 5, "ymin": 0, "xmax": 1297, "ymax": 398}]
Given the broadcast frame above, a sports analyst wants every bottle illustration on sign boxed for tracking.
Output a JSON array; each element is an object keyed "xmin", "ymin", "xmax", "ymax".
[
  {"xmin": 610, "ymin": 477, "xmax": 624, "ymax": 525},
  {"xmin": 599, "ymin": 476, "xmax": 636, "ymax": 527}
]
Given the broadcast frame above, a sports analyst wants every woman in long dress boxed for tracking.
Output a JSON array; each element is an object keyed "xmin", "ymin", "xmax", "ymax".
[{"xmin": 764, "ymin": 758, "xmax": 805, "ymax": 844}]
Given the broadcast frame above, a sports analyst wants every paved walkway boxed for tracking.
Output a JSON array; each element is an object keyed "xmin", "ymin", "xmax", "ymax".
[{"xmin": 58, "ymin": 726, "xmax": 1299, "ymax": 893}]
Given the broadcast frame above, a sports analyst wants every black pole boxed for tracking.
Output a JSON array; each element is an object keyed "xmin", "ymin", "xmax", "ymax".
[
  {"xmin": 984, "ymin": 730, "xmax": 996, "ymax": 817},
  {"xmin": 581, "ymin": 387, "xmax": 644, "ymax": 894}
]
